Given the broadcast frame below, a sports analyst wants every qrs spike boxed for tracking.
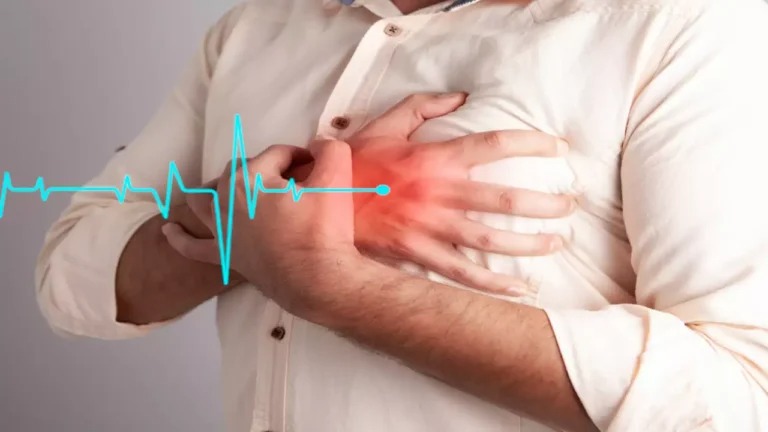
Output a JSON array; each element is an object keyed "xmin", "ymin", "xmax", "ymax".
[{"xmin": 0, "ymin": 114, "xmax": 390, "ymax": 284}]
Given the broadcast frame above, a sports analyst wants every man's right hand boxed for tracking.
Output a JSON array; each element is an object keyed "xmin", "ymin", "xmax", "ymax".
[
  {"xmin": 165, "ymin": 93, "xmax": 577, "ymax": 295},
  {"xmin": 344, "ymin": 93, "xmax": 575, "ymax": 295}
]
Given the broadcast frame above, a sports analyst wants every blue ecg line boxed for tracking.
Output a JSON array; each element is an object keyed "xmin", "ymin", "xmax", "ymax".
[{"xmin": 0, "ymin": 114, "xmax": 391, "ymax": 284}]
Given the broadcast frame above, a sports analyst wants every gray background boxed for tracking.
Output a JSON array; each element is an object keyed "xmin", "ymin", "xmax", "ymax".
[{"xmin": 0, "ymin": 1, "xmax": 238, "ymax": 431}]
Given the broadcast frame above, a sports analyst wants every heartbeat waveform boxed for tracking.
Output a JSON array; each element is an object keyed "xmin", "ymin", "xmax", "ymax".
[{"xmin": 0, "ymin": 114, "xmax": 390, "ymax": 284}]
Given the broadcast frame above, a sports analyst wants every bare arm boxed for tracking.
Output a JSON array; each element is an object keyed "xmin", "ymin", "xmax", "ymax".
[
  {"xmin": 312, "ymin": 259, "xmax": 596, "ymax": 432},
  {"xmin": 116, "ymin": 155, "xmax": 321, "ymax": 324},
  {"xmin": 115, "ymin": 203, "xmax": 237, "ymax": 325},
  {"xmin": 192, "ymin": 141, "xmax": 594, "ymax": 431},
  {"xmin": 116, "ymin": 161, "xmax": 311, "ymax": 325},
  {"xmin": 302, "ymin": 4, "xmax": 768, "ymax": 431}
]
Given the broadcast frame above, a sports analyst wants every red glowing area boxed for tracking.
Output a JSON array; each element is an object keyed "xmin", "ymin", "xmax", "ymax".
[{"xmin": 283, "ymin": 140, "xmax": 459, "ymax": 258}]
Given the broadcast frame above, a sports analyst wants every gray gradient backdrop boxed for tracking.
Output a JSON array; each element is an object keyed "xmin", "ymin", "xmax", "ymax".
[{"xmin": 0, "ymin": 1, "xmax": 238, "ymax": 431}]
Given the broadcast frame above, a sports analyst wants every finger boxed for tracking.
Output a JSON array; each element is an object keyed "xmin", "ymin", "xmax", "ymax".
[
  {"xmin": 305, "ymin": 139, "xmax": 352, "ymax": 188},
  {"xmin": 247, "ymin": 144, "xmax": 307, "ymax": 182},
  {"xmin": 430, "ymin": 130, "xmax": 568, "ymax": 167},
  {"xmin": 186, "ymin": 178, "xmax": 219, "ymax": 227},
  {"xmin": 435, "ymin": 180, "xmax": 576, "ymax": 218},
  {"xmin": 355, "ymin": 92, "xmax": 467, "ymax": 140},
  {"xmin": 421, "ymin": 213, "xmax": 565, "ymax": 256},
  {"xmin": 161, "ymin": 223, "xmax": 221, "ymax": 264},
  {"xmin": 383, "ymin": 231, "xmax": 531, "ymax": 296},
  {"xmin": 284, "ymin": 155, "xmax": 315, "ymax": 182},
  {"xmin": 284, "ymin": 160, "xmax": 314, "ymax": 182}
]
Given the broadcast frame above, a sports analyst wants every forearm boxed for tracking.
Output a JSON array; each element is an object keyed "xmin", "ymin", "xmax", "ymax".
[
  {"xmin": 316, "ymin": 259, "xmax": 596, "ymax": 432},
  {"xmin": 115, "ymin": 204, "xmax": 236, "ymax": 325}
]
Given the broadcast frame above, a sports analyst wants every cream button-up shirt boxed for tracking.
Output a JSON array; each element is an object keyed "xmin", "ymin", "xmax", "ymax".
[{"xmin": 34, "ymin": 0, "xmax": 768, "ymax": 431}]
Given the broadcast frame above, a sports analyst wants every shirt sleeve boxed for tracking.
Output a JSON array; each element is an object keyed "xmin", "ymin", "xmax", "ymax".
[
  {"xmin": 34, "ymin": 4, "xmax": 248, "ymax": 340},
  {"xmin": 544, "ymin": 1, "xmax": 768, "ymax": 431}
]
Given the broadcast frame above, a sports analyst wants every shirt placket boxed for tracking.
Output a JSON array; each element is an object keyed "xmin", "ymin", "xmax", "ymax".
[
  {"xmin": 257, "ymin": 3, "xmax": 473, "ymax": 432},
  {"xmin": 250, "ymin": 300, "xmax": 288, "ymax": 432},
  {"xmin": 316, "ymin": 14, "xmax": 434, "ymax": 141}
]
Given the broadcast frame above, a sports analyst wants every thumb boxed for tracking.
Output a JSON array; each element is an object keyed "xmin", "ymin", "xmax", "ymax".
[
  {"xmin": 186, "ymin": 177, "xmax": 219, "ymax": 231},
  {"xmin": 354, "ymin": 92, "xmax": 467, "ymax": 140},
  {"xmin": 305, "ymin": 139, "xmax": 352, "ymax": 188}
]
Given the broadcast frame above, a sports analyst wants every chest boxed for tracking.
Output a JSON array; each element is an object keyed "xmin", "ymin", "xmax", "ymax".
[
  {"xmin": 203, "ymin": 4, "xmax": 632, "ymax": 190},
  {"xmin": 205, "ymin": 0, "xmax": 650, "ymax": 307}
]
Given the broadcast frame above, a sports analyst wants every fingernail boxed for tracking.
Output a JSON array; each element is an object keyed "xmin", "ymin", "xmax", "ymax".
[
  {"xmin": 568, "ymin": 196, "xmax": 579, "ymax": 212},
  {"xmin": 556, "ymin": 138, "xmax": 569, "ymax": 155},
  {"xmin": 505, "ymin": 285, "xmax": 527, "ymax": 296},
  {"xmin": 439, "ymin": 91, "xmax": 467, "ymax": 99},
  {"xmin": 550, "ymin": 235, "xmax": 564, "ymax": 251},
  {"xmin": 160, "ymin": 223, "xmax": 172, "ymax": 236},
  {"xmin": 571, "ymin": 180, "xmax": 585, "ymax": 195}
]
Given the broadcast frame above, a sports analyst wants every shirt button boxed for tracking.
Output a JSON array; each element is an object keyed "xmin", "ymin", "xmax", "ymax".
[
  {"xmin": 330, "ymin": 116, "xmax": 350, "ymax": 130},
  {"xmin": 270, "ymin": 326, "xmax": 286, "ymax": 341},
  {"xmin": 383, "ymin": 23, "xmax": 402, "ymax": 37}
]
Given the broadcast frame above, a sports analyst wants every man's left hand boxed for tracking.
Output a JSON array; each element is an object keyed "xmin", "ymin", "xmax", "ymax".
[{"xmin": 184, "ymin": 140, "xmax": 362, "ymax": 318}]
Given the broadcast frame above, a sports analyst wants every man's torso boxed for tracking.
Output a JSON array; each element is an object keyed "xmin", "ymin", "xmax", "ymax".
[{"xmin": 201, "ymin": 0, "xmax": 692, "ymax": 430}]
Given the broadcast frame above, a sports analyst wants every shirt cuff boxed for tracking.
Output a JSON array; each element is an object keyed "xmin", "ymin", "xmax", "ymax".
[{"xmin": 35, "ymin": 202, "xmax": 171, "ymax": 339}]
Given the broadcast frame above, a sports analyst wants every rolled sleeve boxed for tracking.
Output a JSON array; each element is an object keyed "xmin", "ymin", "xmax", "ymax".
[
  {"xmin": 546, "ymin": 1, "xmax": 768, "ymax": 430},
  {"xmin": 35, "ymin": 202, "xmax": 162, "ymax": 339},
  {"xmin": 34, "ymin": 3, "xmax": 248, "ymax": 340}
]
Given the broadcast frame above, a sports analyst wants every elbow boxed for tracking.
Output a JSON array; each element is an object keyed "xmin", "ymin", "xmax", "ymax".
[
  {"xmin": 688, "ymin": 324, "xmax": 768, "ymax": 430},
  {"xmin": 34, "ymin": 198, "xmax": 164, "ymax": 339},
  {"xmin": 34, "ymin": 250, "xmax": 83, "ymax": 339},
  {"xmin": 35, "ymin": 244, "xmax": 154, "ymax": 341},
  {"xmin": 611, "ymin": 323, "xmax": 768, "ymax": 432}
]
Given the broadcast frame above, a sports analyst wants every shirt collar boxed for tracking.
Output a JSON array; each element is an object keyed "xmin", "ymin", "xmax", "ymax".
[{"xmin": 338, "ymin": 0, "xmax": 481, "ymax": 12}]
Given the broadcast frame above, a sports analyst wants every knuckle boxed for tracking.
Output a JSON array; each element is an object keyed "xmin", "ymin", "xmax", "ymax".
[
  {"xmin": 475, "ymin": 233, "xmax": 494, "ymax": 250},
  {"xmin": 266, "ymin": 143, "xmax": 288, "ymax": 151},
  {"xmin": 408, "ymin": 108, "xmax": 424, "ymax": 127},
  {"xmin": 404, "ymin": 93, "xmax": 428, "ymax": 105},
  {"xmin": 444, "ymin": 223, "xmax": 466, "ymax": 243},
  {"xmin": 446, "ymin": 265, "xmax": 470, "ymax": 283},
  {"xmin": 497, "ymin": 190, "xmax": 519, "ymax": 212},
  {"xmin": 482, "ymin": 131, "xmax": 505, "ymax": 149}
]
